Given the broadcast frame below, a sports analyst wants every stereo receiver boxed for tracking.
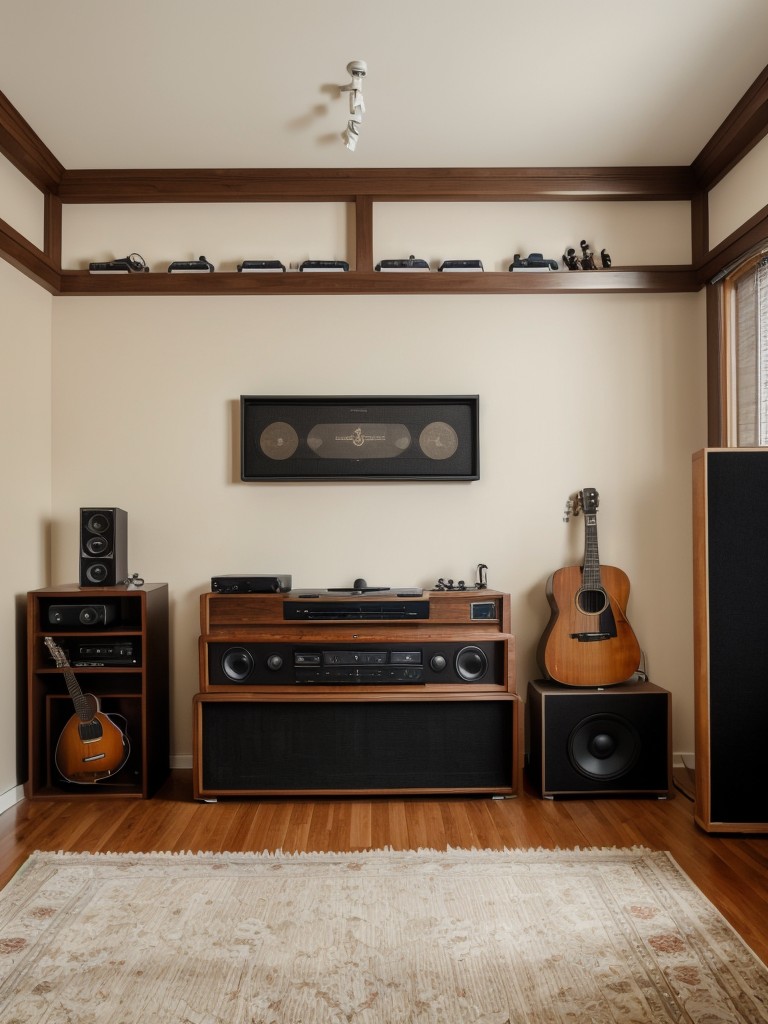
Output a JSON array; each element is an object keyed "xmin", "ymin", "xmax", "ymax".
[{"xmin": 205, "ymin": 640, "xmax": 506, "ymax": 690}]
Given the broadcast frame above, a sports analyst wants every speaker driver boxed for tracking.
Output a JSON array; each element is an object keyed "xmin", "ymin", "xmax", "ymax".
[
  {"xmin": 85, "ymin": 535, "xmax": 109, "ymax": 556},
  {"xmin": 568, "ymin": 713, "xmax": 641, "ymax": 780},
  {"xmin": 419, "ymin": 421, "xmax": 459, "ymax": 460},
  {"xmin": 85, "ymin": 563, "xmax": 109, "ymax": 584},
  {"xmin": 259, "ymin": 422, "xmax": 299, "ymax": 460},
  {"xmin": 221, "ymin": 647, "xmax": 256, "ymax": 682},
  {"xmin": 455, "ymin": 646, "xmax": 488, "ymax": 681},
  {"xmin": 86, "ymin": 512, "xmax": 111, "ymax": 534}
]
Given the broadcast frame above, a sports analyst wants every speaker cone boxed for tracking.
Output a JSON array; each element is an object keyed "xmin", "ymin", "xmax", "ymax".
[
  {"xmin": 86, "ymin": 535, "xmax": 109, "ymax": 556},
  {"xmin": 86, "ymin": 513, "xmax": 111, "ymax": 534},
  {"xmin": 260, "ymin": 422, "xmax": 299, "ymax": 460},
  {"xmin": 419, "ymin": 421, "xmax": 459, "ymax": 460},
  {"xmin": 568, "ymin": 713, "xmax": 641, "ymax": 780},
  {"xmin": 221, "ymin": 647, "xmax": 255, "ymax": 682},
  {"xmin": 455, "ymin": 646, "xmax": 488, "ymax": 681},
  {"xmin": 85, "ymin": 563, "xmax": 109, "ymax": 584}
]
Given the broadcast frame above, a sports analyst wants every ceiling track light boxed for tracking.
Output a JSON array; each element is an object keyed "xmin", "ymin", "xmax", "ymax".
[{"xmin": 340, "ymin": 60, "xmax": 367, "ymax": 152}]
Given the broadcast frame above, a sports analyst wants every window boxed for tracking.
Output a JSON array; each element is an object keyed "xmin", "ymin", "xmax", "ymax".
[{"xmin": 722, "ymin": 250, "xmax": 768, "ymax": 446}]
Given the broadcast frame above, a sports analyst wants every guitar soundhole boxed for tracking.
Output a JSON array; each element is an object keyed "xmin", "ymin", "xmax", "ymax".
[{"xmin": 576, "ymin": 587, "xmax": 609, "ymax": 615}]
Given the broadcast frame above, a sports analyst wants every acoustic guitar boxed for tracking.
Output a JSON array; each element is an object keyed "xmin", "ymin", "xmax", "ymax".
[
  {"xmin": 537, "ymin": 488, "xmax": 641, "ymax": 686},
  {"xmin": 44, "ymin": 636, "xmax": 130, "ymax": 783}
]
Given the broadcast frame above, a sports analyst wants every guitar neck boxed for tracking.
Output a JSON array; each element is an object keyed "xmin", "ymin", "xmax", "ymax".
[
  {"xmin": 61, "ymin": 668, "xmax": 94, "ymax": 722},
  {"xmin": 582, "ymin": 513, "xmax": 603, "ymax": 589}
]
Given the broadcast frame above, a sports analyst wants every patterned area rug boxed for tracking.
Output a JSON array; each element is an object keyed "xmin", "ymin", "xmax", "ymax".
[{"xmin": 1, "ymin": 847, "xmax": 766, "ymax": 1023}]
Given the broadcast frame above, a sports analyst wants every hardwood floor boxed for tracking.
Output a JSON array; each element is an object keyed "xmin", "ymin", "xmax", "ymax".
[{"xmin": 3, "ymin": 769, "xmax": 767, "ymax": 965}]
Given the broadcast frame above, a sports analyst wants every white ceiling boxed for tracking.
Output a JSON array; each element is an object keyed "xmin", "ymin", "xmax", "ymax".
[{"xmin": 2, "ymin": 0, "xmax": 768, "ymax": 171}]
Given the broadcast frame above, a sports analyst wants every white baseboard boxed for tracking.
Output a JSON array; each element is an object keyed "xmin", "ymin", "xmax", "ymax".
[
  {"xmin": 0, "ymin": 784, "xmax": 26, "ymax": 816},
  {"xmin": 170, "ymin": 755, "xmax": 193, "ymax": 770}
]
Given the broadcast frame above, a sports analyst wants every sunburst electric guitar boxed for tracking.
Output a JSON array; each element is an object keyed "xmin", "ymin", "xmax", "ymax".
[
  {"xmin": 44, "ymin": 636, "xmax": 130, "ymax": 783},
  {"xmin": 537, "ymin": 488, "xmax": 641, "ymax": 686}
]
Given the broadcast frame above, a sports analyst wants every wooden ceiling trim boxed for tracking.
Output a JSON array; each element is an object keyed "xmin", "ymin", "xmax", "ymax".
[
  {"xmin": 0, "ymin": 90, "xmax": 63, "ymax": 193},
  {"xmin": 0, "ymin": 215, "xmax": 60, "ymax": 292},
  {"xmin": 693, "ymin": 64, "xmax": 768, "ymax": 190},
  {"xmin": 56, "ymin": 166, "xmax": 696, "ymax": 204}
]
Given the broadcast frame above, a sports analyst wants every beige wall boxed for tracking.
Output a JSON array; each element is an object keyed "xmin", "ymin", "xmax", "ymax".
[
  {"xmin": 50, "ymin": 289, "xmax": 707, "ymax": 759},
  {"xmin": 709, "ymin": 133, "xmax": 768, "ymax": 249},
  {"xmin": 0, "ymin": 259, "xmax": 52, "ymax": 803}
]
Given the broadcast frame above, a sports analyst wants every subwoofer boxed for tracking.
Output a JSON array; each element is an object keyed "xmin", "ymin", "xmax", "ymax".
[
  {"xmin": 79, "ymin": 507, "xmax": 128, "ymax": 586},
  {"xmin": 526, "ymin": 679, "xmax": 671, "ymax": 797},
  {"xmin": 693, "ymin": 449, "xmax": 768, "ymax": 832}
]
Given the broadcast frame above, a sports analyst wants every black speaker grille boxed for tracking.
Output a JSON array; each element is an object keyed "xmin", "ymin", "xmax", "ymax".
[
  {"xmin": 706, "ymin": 452, "xmax": 768, "ymax": 824},
  {"xmin": 200, "ymin": 699, "xmax": 513, "ymax": 792}
]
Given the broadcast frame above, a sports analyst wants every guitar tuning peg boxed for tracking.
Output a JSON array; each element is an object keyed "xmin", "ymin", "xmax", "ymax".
[{"xmin": 563, "ymin": 498, "xmax": 573, "ymax": 523}]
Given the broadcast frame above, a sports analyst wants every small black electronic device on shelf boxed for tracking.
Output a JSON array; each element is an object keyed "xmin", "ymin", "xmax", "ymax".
[{"xmin": 167, "ymin": 256, "xmax": 215, "ymax": 273}]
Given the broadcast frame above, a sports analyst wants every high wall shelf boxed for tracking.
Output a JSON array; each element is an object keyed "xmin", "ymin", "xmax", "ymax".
[
  {"xmin": 58, "ymin": 267, "xmax": 698, "ymax": 296},
  {"xmin": 26, "ymin": 583, "xmax": 170, "ymax": 799}
]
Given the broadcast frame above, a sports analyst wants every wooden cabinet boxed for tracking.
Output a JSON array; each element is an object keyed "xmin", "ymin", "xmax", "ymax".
[
  {"xmin": 26, "ymin": 583, "xmax": 169, "ymax": 799},
  {"xmin": 194, "ymin": 588, "xmax": 521, "ymax": 799}
]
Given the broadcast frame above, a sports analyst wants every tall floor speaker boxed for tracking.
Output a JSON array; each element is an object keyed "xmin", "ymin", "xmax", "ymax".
[
  {"xmin": 79, "ymin": 507, "xmax": 128, "ymax": 586},
  {"xmin": 693, "ymin": 449, "xmax": 768, "ymax": 832},
  {"xmin": 527, "ymin": 680, "xmax": 671, "ymax": 798}
]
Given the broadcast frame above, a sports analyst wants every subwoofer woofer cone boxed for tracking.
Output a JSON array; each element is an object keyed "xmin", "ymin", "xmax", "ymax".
[
  {"xmin": 455, "ymin": 646, "xmax": 488, "ymax": 681},
  {"xmin": 568, "ymin": 713, "xmax": 641, "ymax": 780},
  {"xmin": 221, "ymin": 647, "xmax": 255, "ymax": 682}
]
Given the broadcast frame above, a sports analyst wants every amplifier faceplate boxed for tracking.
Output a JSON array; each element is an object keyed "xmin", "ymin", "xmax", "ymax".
[{"xmin": 204, "ymin": 639, "xmax": 510, "ymax": 692}]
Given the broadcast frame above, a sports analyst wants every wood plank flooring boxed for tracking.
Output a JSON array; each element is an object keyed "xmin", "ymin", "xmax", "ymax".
[{"xmin": 2, "ymin": 770, "xmax": 767, "ymax": 965}]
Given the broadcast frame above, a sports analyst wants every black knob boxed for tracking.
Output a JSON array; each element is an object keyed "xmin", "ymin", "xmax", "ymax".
[
  {"xmin": 430, "ymin": 654, "xmax": 447, "ymax": 672},
  {"xmin": 267, "ymin": 654, "xmax": 283, "ymax": 671}
]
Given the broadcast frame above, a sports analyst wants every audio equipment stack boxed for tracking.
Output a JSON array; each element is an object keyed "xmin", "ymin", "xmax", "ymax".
[
  {"xmin": 193, "ymin": 584, "xmax": 520, "ymax": 799},
  {"xmin": 26, "ymin": 582, "xmax": 170, "ymax": 799}
]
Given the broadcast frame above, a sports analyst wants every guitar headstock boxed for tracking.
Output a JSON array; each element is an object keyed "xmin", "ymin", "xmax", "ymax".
[
  {"xmin": 563, "ymin": 488, "xmax": 600, "ymax": 521},
  {"xmin": 580, "ymin": 488, "xmax": 600, "ymax": 514},
  {"xmin": 44, "ymin": 636, "xmax": 69, "ymax": 667}
]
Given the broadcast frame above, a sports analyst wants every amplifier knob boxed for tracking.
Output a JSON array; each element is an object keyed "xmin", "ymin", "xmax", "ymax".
[
  {"xmin": 430, "ymin": 654, "xmax": 447, "ymax": 672},
  {"xmin": 267, "ymin": 654, "xmax": 283, "ymax": 671}
]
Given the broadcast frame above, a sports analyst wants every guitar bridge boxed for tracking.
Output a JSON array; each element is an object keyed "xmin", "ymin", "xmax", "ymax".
[{"xmin": 570, "ymin": 632, "xmax": 612, "ymax": 642}]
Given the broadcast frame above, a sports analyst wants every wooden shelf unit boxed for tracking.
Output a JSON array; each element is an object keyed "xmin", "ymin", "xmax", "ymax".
[
  {"xmin": 59, "ymin": 267, "xmax": 697, "ymax": 296},
  {"xmin": 26, "ymin": 583, "xmax": 170, "ymax": 799}
]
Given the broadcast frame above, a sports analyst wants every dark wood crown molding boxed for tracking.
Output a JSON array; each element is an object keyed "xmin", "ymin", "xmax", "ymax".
[
  {"xmin": 0, "ymin": 89, "xmax": 63, "ymax": 193},
  {"xmin": 56, "ymin": 166, "xmax": 695, "ymax": 204},
  {"xmin": 693, "ymin": 64, "xmax": 768, "ymax": 191}
]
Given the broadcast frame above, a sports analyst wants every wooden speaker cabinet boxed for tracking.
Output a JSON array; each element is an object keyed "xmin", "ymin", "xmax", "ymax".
[
  {"xmin": 27, "ymin": 583, "xmax": 169, "ymax": 799},
  {"xmin": 693, "ymin": 449, "xmax": 768, "ymax": 832},
  {"xmin": 194, "ymin": 588, "xmax": 520, "ymax": 798}
]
